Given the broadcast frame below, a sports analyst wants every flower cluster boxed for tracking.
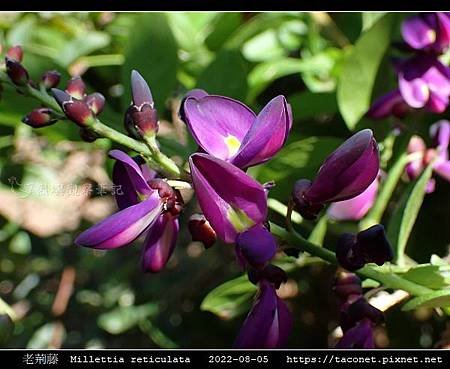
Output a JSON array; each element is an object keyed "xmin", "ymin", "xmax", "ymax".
[
  {"xmin": 368, "ymin": 13, "xmax": 450, "ymax": 118},
  {"xmin": 333, "ymin": 271, "xmax": 385, "ymax": 349}
]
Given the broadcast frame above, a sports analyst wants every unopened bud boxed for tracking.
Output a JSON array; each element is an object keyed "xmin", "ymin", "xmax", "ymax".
[
  {"xmin": 248, "ymin": 264, "xmax": 287, "ymax": 289},
  {"xmin": 347, "ymin": 297, "xmax": 384, "ymax": 325},
  {"xmin": 22, "ymin": 108, "xmax": 58, "ymax": 128},
  {"xmin": 79, "ymin": 128, "xmax": 99, "ymax": 142},
  {"xmin": 333, "ymin": 271, "xmax": 362, "ymax": 300},
  {"xmin": 41, "ymin": 70, "xmax": 61, "ymax": 89},
  {"xmin": 6, "ymin": 45, "xmax": 23, "ymax": 62},
  {"xmin": 188, "ymin": 213, "xmax": 216, "ymax": 248},
  {"xmin": 66, "ymin": 76, "xmax": 86, "ymax": 99},
  {"xmin": 5, "ymin": 57, "xmax": 29, "ymax": 86},
  {"xmin": 85, "ymin": 92, "xmax": 105, "ymax": 115},
  {"xmin": 291, "ymin": 179, "xmax": 323, "ymax": 220},
  {"xmin": 149, "ymin": 179, "xmax": 183, "ymax": 216},
  {"xmin": 52, "ymin": 88, "xmax": 95, "ymax": 127}
]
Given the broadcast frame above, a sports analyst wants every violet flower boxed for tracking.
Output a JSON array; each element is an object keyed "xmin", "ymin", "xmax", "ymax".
[
  {"xmin": 233, "ymin": 280, "xmax": 293, "ymax": 349},
  {"xmin": 189, "ymin": 153, "xmax": 276, "ymax": 267},
  {"xmin": 75, "ymin": 150, "xmax": 182, "ymax": 273},
  {"xmin": 292, "ymin": 129, "xmax": 379, "ymax": 220},
  {"xmin": 366, "ymin": 89, "xmax": 411, "ymax": 119},
  {"xmin": 181, "ymin": 91, "xmax": 292, "ymax": 169},
  {"xmin": 335, "ymin": 318, "xmax": 375, "ymax": 349},
  {"xmin": 402, "ymin": 13, "xmax": 450, "ymax": 54},
  {"xmin": 336, "ymin": 224, "xmax": 393, "ymax": 271},
  {"xmin": 398, "ymin": 54, "xmax": 450, "ymax": 113},
  {"xmin": 327, "ymin": 176, "xmax": 379, "ymax": 222}
]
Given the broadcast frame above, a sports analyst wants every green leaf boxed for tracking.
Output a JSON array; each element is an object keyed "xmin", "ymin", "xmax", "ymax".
[
  {"xmin": 121, "ymin": 13, "xmax": 179, "ymax": 110},
  {"xmin": 402, "ymin": 290, "xmax": 450, "ymax": 311},
  {"xmin": 402, "ymin": 264, "xmax": 450, "ymax": 290},
  {"xmin": 197, "ymin": 49, "xmax": 248, "ymax": 100},
  {"xmin": 205, "ymin": 13, "xmax": 243, "ymax": 51},
  {"xmin": 97, "ymin": 303, "xmax": 158, "ymax": 335},
  {"xmin": 201, "ymin": 275, "xmax": 256, "ymax": 320},
  {"xmin": 288, "ymin": 91, "xmax": 338, "ymax": 121},
  {"xmin": 308, "ymin": 215, "xmax": 328, "ymax": 245},
  {"xmin": 362, "ymin": 13, "xmax": 387, "ymax": 31},
  {"xmin": 387, "ymin": 164, "xmax": 434, "ymax": 266},
  {"xmin": 337, "ymin": 14, "xmax": 394, "ymax": 130}
]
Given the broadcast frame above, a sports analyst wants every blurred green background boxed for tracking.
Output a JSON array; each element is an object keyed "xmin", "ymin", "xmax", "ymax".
[{"xmin": 0, "ymin": 12, "xmax": 449, "ymax": 349}]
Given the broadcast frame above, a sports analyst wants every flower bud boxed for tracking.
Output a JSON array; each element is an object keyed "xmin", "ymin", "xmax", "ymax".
[
  {"xmin": 188, "ymin": 213, "xmax": 216, "ymax": 248},
  {"xmin": 333, "ymin": 270, "xmax": 363, "ymax": 300},
  {"xmin": 248, "ymin": 264, "xmax": 288, "ymax": 289},
  {"xmin": 52, "ymin": 88, "xmax": 95, "ymax": 127},
  {"xmin": 85, "ymin": 92, "xmax": 105, "ymax": 115},
  {"xmin": 347, "ymin": 297, "xmax": 385, "ymax": 326},
  {"xmin": 235, "ymin": 224, "xmax": 277, "ymax": 269},
  {"xmin": 124, "ymin": 70, "xmax": 159, "ymax": 138},
  {"xmin": 6, "ymin": 45, "xmax": 23, "ymax": 62},
  {"xmin": 336, "ymin": 224, "xmax": 393, "ymax": 271},
  {"xmin": 291, "ymin": 179, "xmax": 324, "ymax": 220},
  {"xmin": 41, "ymin": 70, "xmax": 61, "ymax": 89},
  {"xmin": 5, "ymin": 57, "xmax": 29, "ymax": 86},
  {"xmin": 148, "ymin": 178, "xmax": 183, "ymax": 216},
  {"xmin": 66, "ymin": 76, "xmax": 86, "ymax": 99},
  {"xmin": 79, "ymin": 128, "xmax": 98, "ymax": 142},
  {"xmin": 22, "ymin": 108, "xmax": 58, "ymax": 128}
]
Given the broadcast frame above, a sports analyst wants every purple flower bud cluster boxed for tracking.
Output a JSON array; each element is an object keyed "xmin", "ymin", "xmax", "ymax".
[
  {"xmin": 333, "ymin": 271, "xmax": 384, "ymax": 349},
  {"xmin": 336, "ymin": 224, "xmax": 393, "ymax": 271},
  {"xmin": 368, "ymin": 13, "xmax": 450, "ymax": 119},
  {"xmin": 406, "ymin": 120, "xmax": 450, "ymax": 192},
  {"xmin": 292, "ymin": 129, "xmax": 380, "ymax": 220}
]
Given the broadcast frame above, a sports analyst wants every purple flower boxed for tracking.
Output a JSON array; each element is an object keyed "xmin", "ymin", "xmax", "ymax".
[
  {"xmin": 402, "ymin": 13, "xmax": 450, "ymax": 54},
  {"xmin": 233, "ymin": 280, "xmax": 293, "ymax": 348},
  {"xmin": 431, "ymin": 120, "xmax": 450, "ymax": 181},
  {"xmin": 398, "ymin": 54, "xmax": 450, "ymax": 113},
  {"xmin": 367, "ymin": 89, "xmax": 411, "ymax": 119},
  {"xmin": 189, "ymin": 153, "xmax": 277, "ymax": 267},
  {"xmin": 327, "ymin": 176, "xmax": 379, "ymax": 221},
  {"xmin": 75, "ymin": 150, "xmax": 182, "ymax": 272},
  {"xmin": 336, "ymin": 224, "xmax": 393, "ymax": 271},
  {"xmin": 292, "ymin": 129, "xmax": 379, "ymax": 219},
  {"xmin": 181, "ymin": 92, "xmax": 292, "ymax": 169},
  {"xmin": 335, "ymin": 318, "xmax": 375, "ymax": 349}
]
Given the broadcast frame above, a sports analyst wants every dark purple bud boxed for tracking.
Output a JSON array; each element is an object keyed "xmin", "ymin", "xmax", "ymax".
[
  {"xmin": 79, "ymin": 128, "xmax": 98, "ymax": 142},
  {"xmin": 335, "ymin": 318, "xmax": 375, "ymax": 349},
  {"xmin": 64, "ymin": 100, "xmax": 95, "ymax": 127},
  {"xmin": 248, "ymin": 264, "xmax": 288, "ymax": 289},
  {"xmin": 333, "ymin": 270, "xmax": 363, "ymax": 300},
  {"xmin": 52, "ymin": 88, "xmax": 71, "ymax": 109},
  {"xmin": 347, "ymin": 297, "xmax": 385, "ymax": 326},
  {"xmin": 291, "ymin": 179, "xmax": 324, "ymax": 220},
  {"xmin": 188, "ymin": 213, "xmax": 216, "ymax": 249},
  {"xmin": 235, "ymin": 224, "xmax": 277, "ymax": 269},
  {"xmin": 367, "ymin": 89, "xmax": 410, "ymax": 120},
  {"xmin": 124, "ymin": 104, "xmax": 159, "ymax": 138},
  {"xmin": 66, "ymin": 76, "xmax": 86, "ymax": 99},
  {"xmin": 6, "ymin": 45, "xmax": 23, "ymax": 62},
  {"xmin": 85, "ymin": 92, "xmax": 105, "ymax": 115},
  {"xmin": 22, "ymin": 108, "xmax": 58, "ymax": 128},
  {"xmin": 148, "ymin": 179, "xmax": 183, "ymax": 216},
  {"xmin": 41, "ymin": 70, "xmax": 61, "ymax": 89},
  {"xmin": 355, "ymin": 224, "xmax": 393, "ymax": 267},
  {"xmin": 131, "ymin": 70, "xmax": 153, "ymax": 107},
  {"xmin": 5, "ymin": 57, "xmax": 29, "ymax": 86},
  {"xmin": 336, "ymin": 224, "xmax": 393, "ymax": 271}
]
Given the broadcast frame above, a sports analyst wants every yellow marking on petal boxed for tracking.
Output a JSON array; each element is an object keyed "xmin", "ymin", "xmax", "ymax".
[
  {"xmin": 227, "ymin": 207, "xmax": 255, "ymax": 233},
  {"xmin": 421, "ymin": 84, "xmax": 430, "ymax": 101},
  {"xmin": 427, "ymin": 29, "xmax": 437, "ymax": 43},
  {"xmin": 224, "ymin": 135, "xmax": 241, "ymax": 157}
]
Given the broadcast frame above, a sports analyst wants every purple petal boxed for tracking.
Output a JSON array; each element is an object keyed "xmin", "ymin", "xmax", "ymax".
[
  {"xmin": 183, "ymin": 95, "xmax": 256, "ymax": 161},
  {"xmin": 232, "ymin": 95, "xmax": 292, "ymax": 168},
  {"xmin": 327, "ymin": 176, "xmax": 379, "ymax": 221},
  {"xmin": 401, "ymin": 15, "xmax": 436, "ymax": 50},
  {"xmin": 235, "ymin": 225, "xmax": 277, "ymax": 268},
  {"xmin": 305, "ymin": 129, "xmax": 380, "ymax": 204},
  {"xmin": 131, "ymin": 70, "xmax": 153, "ymax": 107},
  {"xmin": 189, "ymin": 153, "xmax": 267, "ymax": 243},
  {"xmin": 406, "ymin": 136, "xmax": 426, "ymax": 181},
  {"xmin": 141, "ymin": 213, "xmax": 179, "ymax": 273},
  {"xmin": 109, "ymin": 150, "xmax": 152, "ymax": 197},
  {"xmin": 75, "ymin": 195, "xmax": 163, "ymax": 249},
  {"xmin": 434, "ymin": 161, "xmax": 450, "ymax": 182},
  {"xmin": 233, "ymin": 282, "xmax": 278, "ymax": 349},
  {"xmin": 436, "ymin": 13, "xmax": 450, "ymax": 51},
  {"xmin": 430, "ymin": 120, "xmax": 450, "ymax": 162},
  {"xmin": 264, "ymin": 296, "xmax": 293, "ymax": 348},
  {"xmin": 367, "ymin": 89, "xmax": 408, "ymax": 119},
  {"xmin": 426, "ymin": 92, "xmax": 448, "ymax": 113},
  {"xmin": 335, "ymin": 319, "xmax": 375, "ymax": 349}
]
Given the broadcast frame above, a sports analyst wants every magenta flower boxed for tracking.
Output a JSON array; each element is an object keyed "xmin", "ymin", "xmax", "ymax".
[
  {"xmin": 233, "ymin": 280, "xmax": 293, "ymax": 348},
  {"xmin": 366, "ymin": 89, "xmax": 411, "ymax": 119},
  {"xmin": 292, "ymin": 129, "xmax": 379, "ymax": 219},
  {"xmin": 181, "ymin": 92, "xmax": 292, "ymax": 169},
  {"xmin": 402, "ymin": 13, "xmax": 450, "ymax": 54},
  {"xmin": 327, "ymin": 176, "xmax": 379, "ymax": 222},
  {"xmin": 398, "ymin": 54, "xmax": 450, "ymax": 113},
  {"xmin": 75, "ymin": 150, "xmax": 182, "ymax": 273},
  {"xmin": 189, "ymin": 153, "xmax": 276, "ymax": 266}
]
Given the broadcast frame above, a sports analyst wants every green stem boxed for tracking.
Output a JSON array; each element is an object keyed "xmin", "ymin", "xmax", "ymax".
[{"xmin": 270, "ymin": 222, "xmax": 433, "ymax": 297}]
